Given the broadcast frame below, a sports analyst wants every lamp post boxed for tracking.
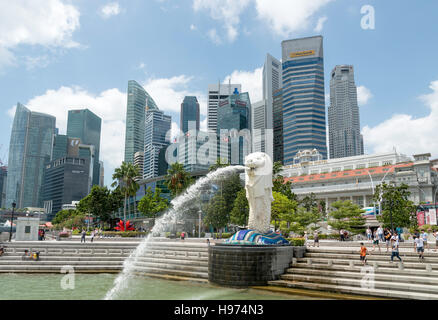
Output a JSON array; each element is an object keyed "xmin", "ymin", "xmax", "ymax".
[{"xmin": 8, "ymin": 201, "xmax": 16, "ymax": 242}]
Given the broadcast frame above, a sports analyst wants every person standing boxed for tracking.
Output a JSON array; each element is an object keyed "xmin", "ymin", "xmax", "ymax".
[
  {"xmin": 390, "ymin": 233, "xmax": 402, "ymax": 263},
  {"xmin": 340, "ymin": 229, "xmax": 345, "ymax": 242},
  {"xmin": 372, "ymin": 230, "xmax": 381, "ymax": 253},
  {"xmin": 421, "ymin": 231, "xmax": 429, "ymax": 251},
  {"xmin": 81, "ymin": 229, "xmax": 86, "ymax": 243},
  {"xmin": 366, "ymin": 227, "xmax": 372, "ymax": 241},
  {"xmin": 384, "ymin": 228, "xmax": 392, "ymax": 252},
  {"xmin": 414, "ymin": 235, "xmax": 425, "ymax": 261},
  {"xmin": 304, "ymin": 231, "xmax": 309, "ymax": 246},
  {"xmin": 313, "ymin": 231, "xmax": 320, "ymax": 248},
  {"xmin": 90, "ymin": 230, "xmax": 95, "ymax": 243},
  {"xmin": 377, "ymin": 226, "xmax": 384, "ymax": 242}
]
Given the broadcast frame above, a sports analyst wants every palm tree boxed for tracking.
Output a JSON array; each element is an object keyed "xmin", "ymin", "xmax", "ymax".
[
  {"xmin": 112, "ymin": 162, "xmax": 140, "ymax": 223},
  {"xmin": 165, "ymin": 162, "xmax": 192, "ymax": 197}
]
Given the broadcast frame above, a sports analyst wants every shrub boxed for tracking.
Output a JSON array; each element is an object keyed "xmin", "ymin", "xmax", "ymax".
[
  {"xmin": 102, "ymin": 231, "xmax": 148, "ymax": 238},
  {"xmin": 72, "ymin": 229, "xmax": 80, "ymax": 235},
  {"xmin": 287, "ymin": 238, "xmax": 305, "ymax": 246},
  {"xmin": 58, "ymin": 232, "xmax": 70, "ymax": 238}
]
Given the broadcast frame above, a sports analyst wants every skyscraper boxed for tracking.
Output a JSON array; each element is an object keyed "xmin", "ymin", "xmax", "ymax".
[
  {"xmin": 143, "ymin": 109, "xmax": 171, "ymax": 179},
  {"xmin": 124, "ymin": 80, "xmax": 158, "ymax": 164},
  {"xmin": 273, "ymin": 88, "xmax": 284, "ymax": 164},
  {"xmin": 67, "ymin": 109, "xmax": 102, "ymax": 186},
  {"xmin": 207, "ymin": 83, "xmax": 241, "ymax": 133},
  {"xmin": 328, "ymin": 65, "xmax": 364, "ymax": 158},
  {"xmin": 217, "ymin": 92, "xmax": 251, "ymax": 165},
  {"xmin": 0, "ymin": 166, "xmax": 7, "ymax": 208},
  {"xmin": 180, "ymin": 96, "xmax": 200, "ymax": 134},
  {"xmin": 281, "ymin": 36, "xmax": 327, "ymax": 164},
  {"xmin": 6, "ymin": 103, "xmax": 56, "ymax": 208}
]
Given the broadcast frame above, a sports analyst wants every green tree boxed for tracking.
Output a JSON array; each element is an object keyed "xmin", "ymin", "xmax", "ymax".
[
  {"xmin": 374, "ymin": 183, "xmax": 416, "ymax": 229},
  {"xmin": 209, "ymin": 158, "xmax": 229, "ymax": 172},
  {"xmin": 221, "ymin": 173, "xmax": 244, "ymax": 214},
  {"xmin": 165, "ymin": 162, "xmax": 192, "ymax": 197},
  {"xmin": 328, "ymin": 200, "xmax": 366, "ymax": 234},
  {"xmin": 230, "ymin": 189, "xmax": 249, "ymax": 226},
  {"xmin": 52, "ymin": 209, "xmax": 78, "ymax": 225},
  {"xmin": 300, "ymin": 193, "xmax": 318, "ymax": 211},
  {"xmin": 76, "ymin": 185, "xmax": 122, "ymax": 228},
  {"xmin": 272, "ymin": 161, "xmax": 297, "ymax": 202},
  {"xmin": 204, "ymin": 194, "xmax": 228, "ymax": 231},
  {"xmin": 138, "ymin": 187, "xmax": 169, "ymax": 227},
  {"xmin": 111, "ymin": 162, "xmax": 140, "ymax": 222}
]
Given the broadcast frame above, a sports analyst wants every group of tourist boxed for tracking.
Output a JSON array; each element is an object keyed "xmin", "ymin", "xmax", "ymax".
[{"xmin": 80, "ymin": 228, "xmax": 102, "ymax": 243}]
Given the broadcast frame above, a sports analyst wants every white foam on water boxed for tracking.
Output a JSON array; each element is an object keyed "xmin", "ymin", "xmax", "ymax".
[{"xmin": 104, "ymin": 165, "xmax": 245, "ymax": 300}]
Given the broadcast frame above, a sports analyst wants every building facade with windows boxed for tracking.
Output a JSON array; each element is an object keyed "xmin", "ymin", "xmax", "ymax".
[
  {"xmin": 67, "ymin": 109, "xmax": 101, "ymax": 186},
  {"xmin": 329, "ymin": 65, "xmax": 364, "ymax": 159},
  {"xmin": 6, "ymin": 103, "xmax": 56, "ymax": 209},
  {"xmin": 282, "ymin": 151, "xmax": 437, "ymax": 212},
  {"xmin": 281, "ymin": 36, "xmax": 327, "ymax": 164},
  {"xmin": 273, "ymin": 88, "xmax": 284, "ymax": 164},
  {"xmin": 207, "ymin": 83, "xmax": 241, "ymax": 133},
  {"xmin": 143, "ymin": 109, "xmax": 171, "ymax": 179},
  {"xmin": 180, "ymin": 96, "xmax": 200, "ymax": 134},
  {"xmin": 124, "ymin": 80, "xmax": 158, "ymax": 164}
]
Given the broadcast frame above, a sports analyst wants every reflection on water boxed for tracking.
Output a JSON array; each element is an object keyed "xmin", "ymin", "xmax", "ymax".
[{"xmin": 0, "ymin": 274, "xmax": 320, "ymax": 300}]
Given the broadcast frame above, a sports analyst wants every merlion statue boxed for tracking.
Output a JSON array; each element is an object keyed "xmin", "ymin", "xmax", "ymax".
[{"xmin": 245, "ymin": 152, "xmax": 274, "ymax": 234}]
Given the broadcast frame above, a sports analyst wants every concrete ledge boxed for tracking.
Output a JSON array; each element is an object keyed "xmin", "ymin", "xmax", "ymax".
[{"xmin": 208, "ymin": 244, "xmax": 294, "ymax": 287}]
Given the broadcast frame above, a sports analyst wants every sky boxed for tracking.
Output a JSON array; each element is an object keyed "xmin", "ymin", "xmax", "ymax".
[{"xmin": 0, "ymin": 0, "xmax": 438, "ymax": 187}]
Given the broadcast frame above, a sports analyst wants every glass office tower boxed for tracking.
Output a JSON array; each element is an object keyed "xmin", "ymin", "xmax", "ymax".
[
  {"xmin": 281, "ymin": 36, "xmax": 327, "ymax": 164},
  {"xmin": 67, "ymin": 109, "xmax": 102, "ymax": 186},
  {"xmin": 143, "ymin": 109, "xmax": 171, "ymax": 179},
  {"xmin": 180, "ymin": 96, "xmax": 200, "ymax": 134},
  {"xmin": 217, "ymin": 92, "xmax": 251, "ymax": 165},
  {"xmin": 6, "ymin": 103, "xmax": 56, "ymax": 208},
  {"xmin": 329, "ymin": 65, "xmax": 364, "ymax": 159},
  {"xmin": 124, "ymin": 80, "xmax": 158, "ymax": 164}
]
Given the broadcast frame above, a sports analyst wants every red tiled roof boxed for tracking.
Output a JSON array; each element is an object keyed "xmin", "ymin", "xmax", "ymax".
[{"xmin": 284, "ymin": 162, "xmax": 414, "ymax": 184}]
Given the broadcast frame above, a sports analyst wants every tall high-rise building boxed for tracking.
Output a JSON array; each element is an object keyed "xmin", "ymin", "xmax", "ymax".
[
  {"xmin": 180, "ymin": 96, "xmax": 200, "ymax": 134},
  {"xmin": 328, "ymin": 65, "xmax": 364, "ymax": 159},
  {"xmin": 6, "ymin": 103, "xmax": 56, "ymax": 208},
  {"xmin": 99, "ymin": 160, "xmax": 105, "ymax": 187},
  {"xmin": 281, "ymin": 36, "xmax": 327, "ymax": 164},
  {"xmin": 134, "ymin": 151, "xmax": 144, "ymax": 180},
  {"xmin": 273, "ymin": 88, "xmax": 284, "ymax": 164},
  {"xmin": 207, "ymin": 83, "xmax": 241, "ymax": 133},
  {"xmin": 124, "ymin": 80, "xmax": 158, "ymax": 164},
  {"xmin": 217, "ymin": 92, "xmax": 251, "ymax": 165},
  {"xmin": 143, "ymin": 109, "xmax": 171, "ymax": 179},
  {"xmin": 0, "ymin": 166, "xmax": 7, "ymax": 208},
  {"xmin": 67, "ymin": 109, "xmax": 102, "ymax": 186}
]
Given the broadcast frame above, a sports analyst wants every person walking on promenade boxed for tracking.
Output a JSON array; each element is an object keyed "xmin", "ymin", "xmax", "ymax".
[
  {"xmin": 390, "ymin": 233, "xmax": 402, "ymax": 263},
  {"xmin": 360, "ymin": 243, "xmax": 368, "ymax": 265},
  {"xmin": 304, "ymin": 231, "xmax": 309, "ymax": 246},
  {"xmin": 372, "ymin": 230, "xmax": 381, "ymax": 253},
  {"xmin": 414, "ymin": 235, "xmax": 425, "ymax": 261},
  {"xmin": 90, "ymin": 230, "xmax": 95, "ymax": 243},
  {"xmin": 81, "ymin": 229, "xmax": 86, "ymax": 243},
  {"xmin": 433, "ymin": 231, "xmax": 438, "ymax": 252},
  {"xmin": 384, "ymin": 228, "xmax": 392, "ymax": 252},
  {"xmin": 421, "ymin": 230, "xmax": 429, "ymax": 251},
  {"xmin": 340, "ymin": 229, "xmax": 345, "ymax": 241},
  {"xmin": 366, "ymin": 227, "xmax": 372, "ymax": 241},
  {"xmin": 313, "ymin": 231, "xmax": 319, "ymax": 248}
]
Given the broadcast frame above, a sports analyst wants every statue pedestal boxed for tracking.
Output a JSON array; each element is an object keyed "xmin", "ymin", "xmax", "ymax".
[{"xmin": 208, "ymin": 244, "xmax": 294, "ymax": 287}]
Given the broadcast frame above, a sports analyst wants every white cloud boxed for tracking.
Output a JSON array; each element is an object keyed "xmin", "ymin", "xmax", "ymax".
[
  {"xmin": 362, "ymin": 80, "xmax": 438, "ymax": 157},
  {"xmin": 254, "ymin": 0, "xmax": 333, "ymax": 37},
  {"xmin": 193, "ymin": 0, "xmax": 251, "ymax": 43},
  {"xmin": 314, "ymin": 16, "xmax": 328, "ymax": 33},
  {"xmin": 100, "ymin": 2, "xmax": 121, "ymax": 19},
  {"xmin": 190, "ymin": 24, "xmax": 197, "ymax": 31},
  {"xmin": 142, "ymin": 75, "xmax": 207, "ymax": 116},
  {"xmin": 357, "ymin": 85, "xmax": 373, "ymax": 106},
  {"xmin": 0, "ymin": 0, "xmax": 80, "ymax": 69},
  {"xmin": 223, "ymin": 67, "xmax": 263, "ymax": 103},
  {"xmin": 7, "ymin": 86, "xmax": 126, "ymax": 185},
  {"xmin": 207, "ymin": 29, "xmax": 222, "ymax": 45}
]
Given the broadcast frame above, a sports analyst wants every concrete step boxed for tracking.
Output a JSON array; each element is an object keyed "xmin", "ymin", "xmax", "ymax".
[
  {"xmin": 278, "ymin": 273, "xmax": 438, "ymax": 295},
  {"xmin": 307, "ymin": 247, "xmax": 438, "ymax": 256},
  {"xmin": 0, "ymin": 260, "xmax": 123, "ymax": 266},
  {"xmin": 291, "ymin": 263, "xmax": 438, "ymax": 278},
  {"xmin": 133, "ymin": 261, "xmax": 207, "ymax": 273},
  {"xmin": 132, "ymin": 266, "xmax": 208, "ymax": 279},
  {"xmin": 284, "ymin": 267, "xmax": 438, "ymax": 286},
  {"xmin": 305, "ymin": 252, "xmax": 438, "ymax": 263},
  {"xmin": 268, "ymin": 279, "xmax": 438, "ymax": 300},
  {"xmin": 0, "ymin": 256, "xmax": 126, "ymax": 262},
  {"xmin": 0, "ymin": 265, "xmax": 122, "ymax": 272},
  {"xmin": 296, "ymin": 257, "xmax": 437, "ymax": 271},
  {"xmin": 135, "ymin": 257, "xmax": 208, "ymax": 265}
]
